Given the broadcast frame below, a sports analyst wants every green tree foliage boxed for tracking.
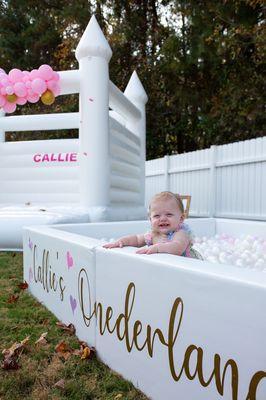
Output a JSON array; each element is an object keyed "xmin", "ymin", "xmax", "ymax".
[
  {"xmin": 0, "ymin": 0, "xmax": 265, "ymax": 158},
  {"xmin": 143, "ymin": 0, "xmax": 265, "ymax": 158}
]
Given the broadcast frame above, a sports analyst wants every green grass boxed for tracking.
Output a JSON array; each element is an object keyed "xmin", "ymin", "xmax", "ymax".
[{"xmin": 0, "ymin": 252, "xmax": 148, "ymax": 400}]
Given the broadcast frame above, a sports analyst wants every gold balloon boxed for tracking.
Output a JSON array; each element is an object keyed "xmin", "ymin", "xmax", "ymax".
[
  {"xmin": 41, "ymin": 90, "xmax": 55, "ymax": 105},
  {"xmin": 6, "ymin": 94, "xmax": 17, "ymax": 103}
]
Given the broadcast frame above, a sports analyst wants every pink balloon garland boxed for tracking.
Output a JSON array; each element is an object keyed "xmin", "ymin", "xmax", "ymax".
[{"xmin": 0, "ymin": 65, "xmax": 60, "ymax": 113}]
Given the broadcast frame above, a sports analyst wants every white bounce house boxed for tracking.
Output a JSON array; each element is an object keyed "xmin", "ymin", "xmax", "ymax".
[
  {"xmin": 0, "ymin": 15, "xmax": 147, "ymax": 250},
  {"xmin": 1, "ymin": 15, "xmax": 265, "ymax": 400}
]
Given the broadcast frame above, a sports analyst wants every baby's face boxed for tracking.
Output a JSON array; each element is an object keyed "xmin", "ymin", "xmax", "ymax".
[{"xmin": 149, "ymin": 198, "xmax": 183, "ymax": 234}]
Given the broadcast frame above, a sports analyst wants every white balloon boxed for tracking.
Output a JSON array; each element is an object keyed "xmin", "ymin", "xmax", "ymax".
[
  {"xmin": 236, "ymin": 259, "xmax": 244, "ymax": 267},
  {"xmin": 212, "ymin": 246, "xmax": 220, "ymax": 255}
]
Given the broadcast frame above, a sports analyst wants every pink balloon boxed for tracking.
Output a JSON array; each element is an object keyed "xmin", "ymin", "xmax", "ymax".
[
  {"xmin": 0, "ymin": 95, "xmax": 6, "ymax": 107},
  {"xmin": 29, "ymin": 69, "xmax": 39, "ymax": 80},
  {"xmin": 9, "ymin": 68, "xmax": 24, "ymax": 83},
  {"xmin": 31, "ymin": 78, "xmax": 47, "ymax": 95},
  {"xmin": 5, "ymin": 85, "xmax": 14, "ymax": 95},
  {"xmin": 16, "ymin": 97, "xmax": 27, "ymax": 105},
  {"xmin": 3, "ymin": 101, "xmax": 16, "ymax": 113},
  {"xmin": 1, "ymin": 78, "xmax": 10, "ymax": 87},
  {"xmin": 53, "ymin": 83, "xmax": 60, "ymax": 96},
  {"xmin": 27, "ymin": 93, "xmax": 39, "ymax": 103},
  {"xmin": 52, "ymin": 71, "xmax": 60, "ymax": 81},
  {"xmin": 38, "ymin": 64, "xmax": 54, "ymax": 80},
  {"xmin": 14, "ymin": 82, "xmax": 27, "ymax": 97},
  {"xmin": 47, "ymin": 80, "xmax": 60, "ymax": 95},
  {"xmin": 0, "ymin": 65, "xmax": 58, "ymax": 111},
  {"xmin": 0, "ymin": 72, "xmax": 6, "ymax": 81}
]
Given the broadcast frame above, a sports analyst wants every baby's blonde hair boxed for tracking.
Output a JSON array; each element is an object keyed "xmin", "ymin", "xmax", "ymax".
[{"xmin": 148, "ymin": 191, "xmax": 185, "ymax": 216}]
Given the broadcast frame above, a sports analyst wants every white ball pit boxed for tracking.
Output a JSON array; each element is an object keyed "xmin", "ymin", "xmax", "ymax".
[
  {"xmin": 23, "ymin": 217, "xmax": 266, "ymax": 400},
  {"xmin": 194, "ymin": 234, "xmax": 266, "ymax": 271}
]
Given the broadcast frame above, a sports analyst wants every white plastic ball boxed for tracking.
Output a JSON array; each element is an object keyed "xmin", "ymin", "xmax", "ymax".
[{"xmin": 236, "ymin": 259, "xmax": 244, "ymax": 267}]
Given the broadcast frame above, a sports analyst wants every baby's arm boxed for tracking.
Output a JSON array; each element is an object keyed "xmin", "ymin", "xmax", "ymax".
[
  {"xmin": 136, "ymin": 231, "xmax": 189, "ymax": 255},
  {"xmin": 103, "ymin": 234, "xmax": 146, "ymax": 249}
]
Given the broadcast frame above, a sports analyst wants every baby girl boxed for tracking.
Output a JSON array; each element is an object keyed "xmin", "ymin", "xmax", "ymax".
[{"xmin": 103, "ymin": 191, "xmax": 201, "ymax": 258}]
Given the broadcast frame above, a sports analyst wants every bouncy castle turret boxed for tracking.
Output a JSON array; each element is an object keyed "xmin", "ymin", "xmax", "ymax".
[{"xmin": 75, "ymin": 16, "xmax": 112, "ymax": 216}]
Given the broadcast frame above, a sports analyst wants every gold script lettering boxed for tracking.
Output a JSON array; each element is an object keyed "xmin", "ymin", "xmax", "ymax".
[
  {"xmin": 59, "ymin": 277, "xmax": 65, "ymax": 301},
  {"xmin": 77, "ymin": 276, "xmax": 265, "ymax": 400},
  {"xmin": 78, "ymin": 268, "xmax": 94, "ymax": 327},
  {"xmin": 32, "ymin": 245, "xmax": 64, "ymax": 301},
  {"xmin": 246, "ymin": 371, "xmax": 266, "ymax": 400}
]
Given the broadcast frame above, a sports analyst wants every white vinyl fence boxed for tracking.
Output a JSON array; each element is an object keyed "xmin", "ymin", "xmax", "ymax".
[{"xmin": 145, "ymin": 136, "xmax": 266, "ymax": 221}]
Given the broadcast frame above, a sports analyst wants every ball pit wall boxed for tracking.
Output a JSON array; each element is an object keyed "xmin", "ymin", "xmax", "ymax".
[
  {"xmin": 23, "ymin": 218, "xmax": 266, "ymax": 400},
  {"xmin": 23, "ymin": 226, "xmax": 98, "ymax": 346},
  {"xmin": 216, "ymin": 218, "xmax": 266, "ymax": 238}
]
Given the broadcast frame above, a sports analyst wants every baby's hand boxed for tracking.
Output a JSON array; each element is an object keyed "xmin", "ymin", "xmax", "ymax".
[
  {"xmin": 103, "ymin": 240, "xmax": 124, "ymax": 249},
  {"xmin": 136, "ymin": 244, "xmax": 159, "ymax": 255}
]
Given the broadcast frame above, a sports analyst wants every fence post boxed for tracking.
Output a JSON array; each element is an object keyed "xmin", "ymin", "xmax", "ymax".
[
  {"xmin": 164, "ymin": 155, "xmax": 170, "ymax": 191},
  {"xmin": 75, "ymin": 15, "xmax": 112, "ymax": 217},
  {"xmin": 0, "ymin": 110, "xmax": 5, "ymax": 142},
  {"xmin": 209, "ymin": 145, "xmax": 217, "ymax": 217},
  {"xmin": 124, "ymin": 71, "xmax": 148, "ymax": 205}
]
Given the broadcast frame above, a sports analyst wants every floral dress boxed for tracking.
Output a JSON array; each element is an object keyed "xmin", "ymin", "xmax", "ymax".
[{"xmin": 144, "ymin": 223, "xmax": 202, "ymax": 259}]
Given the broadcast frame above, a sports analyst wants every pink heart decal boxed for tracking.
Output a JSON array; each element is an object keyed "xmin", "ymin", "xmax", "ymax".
[
  {"xmin": 29, "ymin": 267, "xmax": 33, "ymax": 282},
  {"xmin": 70, "ymin": 295, "xmax": 77, "ymax": 314},
  {"xmin": 67, "ymin": 251, "xmax": 74, "ymax": 269}
]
